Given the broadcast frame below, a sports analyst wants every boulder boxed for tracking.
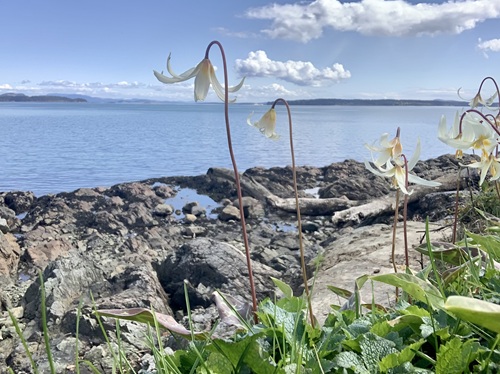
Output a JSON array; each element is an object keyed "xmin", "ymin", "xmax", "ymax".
[
  {"xmin": 218, "ymin": 205, "xmax": 241, "ymax": 221},
  {"xmin": 154, "ymin": 238, "xmax": 279, "ymax": 310},
  {"xmin": 0, "ymin": 232, "xmax": 20, "ymax": 278}
]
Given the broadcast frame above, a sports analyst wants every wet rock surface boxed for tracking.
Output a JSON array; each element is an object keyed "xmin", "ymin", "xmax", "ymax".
[{"xmin": 0, "ymin": 156, "xmax": 478, "ymax": 371}]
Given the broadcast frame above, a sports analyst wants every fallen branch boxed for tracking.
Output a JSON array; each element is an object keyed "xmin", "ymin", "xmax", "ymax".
[
  {"xmin": 331, "ymin": 174, "xmax": 463, "ymax": 226},
  {"xmin": 208, "ymin": 167, "xmax": 359, "ymax": 216}
]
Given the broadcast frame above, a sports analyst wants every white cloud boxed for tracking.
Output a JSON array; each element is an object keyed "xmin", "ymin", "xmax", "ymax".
[
  {"xmin": 478, "ymin": 38, "xmax": 500, "ymax": 52},
  {"xmin": 0, "ymin": 84, "xmax": 13, "ymax": 90},
  {"xmin": 246, "ymin": 0, "xmax": 500, "ymax": 42},
  {"xmin": 235, "ymin": 50, "xmax": 351, "ymax": 86},
  {"xmin": 213, "ymin": 27, "xmax": 258, "ymax": 38}
]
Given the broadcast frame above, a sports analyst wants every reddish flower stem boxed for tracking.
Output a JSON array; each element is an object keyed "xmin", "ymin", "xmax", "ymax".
[
  {"xmin": 206, "ymin": 41, "xmax": 258, "ymax": 323},
  {"xmin": 271, "ymin": 99, "xmax": 315, "ymax": 328}
]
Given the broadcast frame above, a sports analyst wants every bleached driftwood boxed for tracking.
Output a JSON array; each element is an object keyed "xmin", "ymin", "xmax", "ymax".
[
  {"xmin": 208, "ymin": 168, "xmax": 462, "ymax": 220},
  {"xmin": 331, "ymin": 174, "xmax": 462, "ymax": 226},
  {"xmin": 208, "ymin": 167, "xmax": 359, "ymax": 216}
]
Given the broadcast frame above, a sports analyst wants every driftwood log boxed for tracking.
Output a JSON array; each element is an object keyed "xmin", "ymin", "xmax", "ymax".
[
  {"xmin": 208, "ymin": 168, "xmax": 463, "ymax": 222},
  {"xmin": 208, "ymin": 167, "xmax": 359, "ymax": 216},
  {"xmin": 331, "ymin": 174, "xmax": 462, "ymax": 226}
]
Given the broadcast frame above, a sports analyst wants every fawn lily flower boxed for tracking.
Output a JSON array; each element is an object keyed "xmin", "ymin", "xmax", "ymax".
[
  {"xmin": 438, "ymin": 111, "xmax": 492, "ymax": 151},
  {"xmin": 247, "ymin": 109, "xmax": 280, "ymax": 140},
  {"xmin": 154, "ymin": 54, "xmax": 245, "ymax": 102},
  {"xmin": 467, "ymin": 153, "xmax": 500, "ymax": 185},
  {"xmin": 469, "ymin": 91, "xmax": 498, "ymax": 109},
  {"xmin": 365, "ymin": 139, "xmax": 441, "ymax": 195},
  {"xmin": 365, "ymin": 132, "xmax": 403, "ymax": 167}
]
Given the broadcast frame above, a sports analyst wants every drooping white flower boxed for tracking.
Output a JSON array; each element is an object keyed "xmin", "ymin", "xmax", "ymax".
[
  {"xmin": 365, "ymin": 132, "xmax": 403, "ymax": 167},
  {"xmin": 154, "ymin": 54, "xmax": 245, "ymax": 102},
  {"xmin": 469, "ymin": 91, "xmax": 498, "ymax": 109},
  {"xmin": 247, "ymin": 109, "xmax": 280, "ymax": 140},
  {"xmin": 365, "ymin": 138, "xmax": 441, "ymax": 195},
  {"xmin": 438, "ymin": 111, "xmax": 484, "ymax": 151},
  {"xmin": 466, "ymin": 153, "xmax": 500, "ymax": 186}
]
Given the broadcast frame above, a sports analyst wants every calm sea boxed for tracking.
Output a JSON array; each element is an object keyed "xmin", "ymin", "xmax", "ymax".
[{"xmin": 0, "ymin": 102, "xmax": 460, "ymax": 196}]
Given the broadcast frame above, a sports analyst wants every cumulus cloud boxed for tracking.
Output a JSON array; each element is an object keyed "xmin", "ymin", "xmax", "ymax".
[
  {"xmin": 37, "ymin": 80, "xmax": 146, "ymax": 90},
  {"xmin": 0, "ymin": 84, "xmax": 13, "ymax": 90},
  {"xmin": 235, "ymin": 50, "xmax": 351, "ymax": 86},
  {"xmin": 478, "ymin": 38, "xmax": 500, "ymax": 52},
  {"xmin": 246, "ymin": 0, "xmax": 500, "ymax": 42}
]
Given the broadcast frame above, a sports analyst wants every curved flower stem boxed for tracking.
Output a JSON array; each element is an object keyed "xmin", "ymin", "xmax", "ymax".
[
  {"xmin": 391, "ymin": 189, "xmax": 400, "ymax": 301},
  {"xmin": 206, "ymin": 41, "xmax": 258, "ymax": 323},
  {"xmin": 459, "ymin": 109, "xmax": 500, "ymax": 136},
  {"xmin": 451, "ymin": 169, "xmax": 461, "ymax": 244},
  {"xmin": 401, "ymin": 154, "xmax": 410, "ymax": 269},
  {"xmin": 478, "ymin": 76, "xmax": 500, "ymax": 108},
  {"xmin": 271, "ymin": 98, "xmax": 315, "ymax": 328}
]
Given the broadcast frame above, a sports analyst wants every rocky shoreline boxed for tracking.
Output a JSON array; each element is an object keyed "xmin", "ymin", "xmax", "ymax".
[{"xmin": 0, "ymin": 155, "xmax": 476, "ymax": 372}]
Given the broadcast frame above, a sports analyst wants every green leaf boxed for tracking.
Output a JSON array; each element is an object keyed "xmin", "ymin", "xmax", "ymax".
[
  {"xmin": 414, "ymin": 241, "xmax": 470, "ymax": 265},
  {"xmin": 335, "ymin": 351, "xmax": 370, "ymax": 374},
  {"xmin": 258, "ymin": 299, "xmax": 305, "ymax": 344},
  {"xmin": 379, "ymin": 339, "xmax": 425, "ymax": 372},
  {"xmin": 359, "ymin": 333, "xmax": 398, "ymax": 372},
  {"xmin": 204, "ymin": 352, "xmax": 233, "ymax": 374},
  {"xmin": 466, "ymin": 231, "xmax": 500, "ymax": 261},
  {"xmin": 369, "ymin": 273, "xmax": 445, "ymax": 310},
  {"xmin": 327, "ymin": 285, "xmax": 353, "ymax": 299},
  {"xmin": 271, "ymin": 277, "xmax": 294, "ymax": 298},
  {"xmin": 445, "ymin": 296, "xmax": 500, "ymax": 333},
  {"xmin": 208, "ymin": 335, "xmax": 276, "ymax": 374},
  {"xmin": 436, "ymin": 337, "xmax": 479, "ymax": 374}
]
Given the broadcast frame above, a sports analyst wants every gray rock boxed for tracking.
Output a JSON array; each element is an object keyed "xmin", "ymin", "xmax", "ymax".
[
  {"xmin": 0, "ymin": 218, "xmax": 9, "ymax": 234},
  {"xmin": 301, "ymin": 221, "xmax": 321, "ymax": 232},
  {"xmin": 182, "ymin": 201, "xmax": 199, "ymax": 214},
  {"xmin": 218, "ymin": 205, "xmax": 241, "ymax": 221},
  {"xmin": 191, "ymin": 205, "xmax": 207, "ymax": 217},
  {"xmin": 155, "ymin": 238, "xmax": 279, "ymax": 310},
  {"xmin": 184, "ymin": 213, "xmax": 197, "ymax": 223},
  {"xmin": 154, "ymin": 184, "xmax": 175, "ymax": 198},
  {"xmin": 183, "ymin": 226, "xmax": 207, "ymax": 238},
  {"xmin": 233, "ymin": 196, "xmax": 265, "ymax": 218},
  {"xmin": 153, "ymin": 203, "xmax": 174, "ymax": 217}
]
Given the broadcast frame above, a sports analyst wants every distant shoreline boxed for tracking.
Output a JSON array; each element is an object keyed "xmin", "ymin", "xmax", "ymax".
[
  {"xmin": 266, "ymin": 98, "xmax": 471, "ymax": 107},
  {"xmin": 0, "ymin": 92, "xmax": 474, "ymax": 106},
  {"xmin": 0, "ymin": 93, "xmax": 86, "ymax": 103}
]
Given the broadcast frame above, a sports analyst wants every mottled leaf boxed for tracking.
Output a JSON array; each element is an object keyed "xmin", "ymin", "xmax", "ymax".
[
  {"xmin": 436, "ymin": 337, "xmax": 479, "ymax": 374},
  {"xmin": 96, "ymin": 308, "xmax": 208, "ymax": 339}
]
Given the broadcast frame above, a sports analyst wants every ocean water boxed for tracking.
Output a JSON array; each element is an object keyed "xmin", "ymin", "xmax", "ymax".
[{"xmin": 0, "ymin": 102, "xmax": 460, "ymax": 196}]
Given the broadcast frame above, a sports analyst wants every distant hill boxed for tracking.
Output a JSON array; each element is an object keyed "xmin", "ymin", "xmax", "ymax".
[
  {"xmin": 267, "ymin": 98, "xmax": 470, "ymax": 106},
  {"xmin": 0, "ymin": 93, "xmax": 87, "ymax": 103}
]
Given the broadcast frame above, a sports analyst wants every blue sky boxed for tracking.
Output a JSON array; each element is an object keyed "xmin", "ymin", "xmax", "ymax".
[{"xmin": 1, "ymin": 0, "xmax": 500, "ymax": 103}]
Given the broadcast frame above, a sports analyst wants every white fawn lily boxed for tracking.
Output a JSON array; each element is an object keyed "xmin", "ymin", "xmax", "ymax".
[{"xmin": 154, "ymin": 54, "xmax": 244, "ymax": 102}]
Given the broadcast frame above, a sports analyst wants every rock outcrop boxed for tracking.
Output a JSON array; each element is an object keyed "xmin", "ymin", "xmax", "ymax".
[{"xmin": 0, "ymin": 155, "xmax": 477, "ymax": 371}]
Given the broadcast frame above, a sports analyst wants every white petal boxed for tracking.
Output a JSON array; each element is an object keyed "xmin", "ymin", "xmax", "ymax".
[
  {"xmin": 247, "ymin": 112, "xmax": 255, "ymax": 127},
  {"xmin": 394, "ymin": 167, "xmax": 411, "ymax": 195},
  {"xmin": 407, "ymin": 173, "xmax": 441, "ymax": 187},
  {"xmin": 407, "ymin": 138, "xmax": 421, "ymax": 171},
  {"xmin": 166, "ymin": 53, "xmax": 197, "ymax": 79},
  {"xmin": 209, "ymin": 68, "xmax": 227, "ymax": 102},
  {"xmin": 153, "ymin": 70, "xmax": 184, "ymax": 84},
  {"xmin": 194, "ymin": 69, "xmax": 211, "ymax": 102},
  {"xmin": 364, "ymin": 160, "xmax": 390, "ymax": 178},
  {"xmin": 437, "ymin": 115, "xmax": 448, "ymax": 140},
  {"xmin": 227, "ymin": 77, "xmax": 245, "ymax": 93}
]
